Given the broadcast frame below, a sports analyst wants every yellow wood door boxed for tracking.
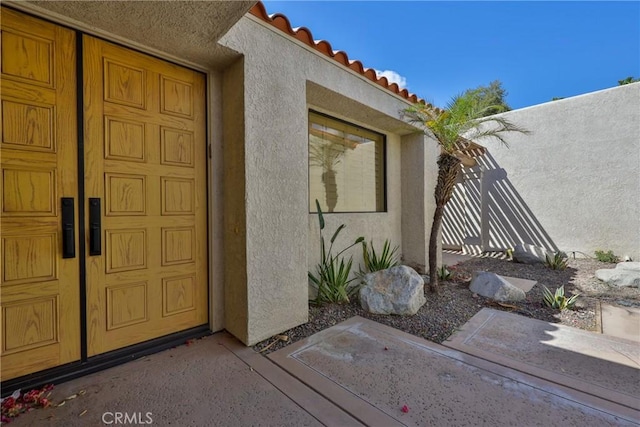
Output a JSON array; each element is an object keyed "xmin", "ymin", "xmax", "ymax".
[
  {"xmin": 0, "ymin": 9, "xmax": 80, "ymax": 380},
  {"xmin": 83, "ymin": 36, "xmax": 208, "ymax": 356}
]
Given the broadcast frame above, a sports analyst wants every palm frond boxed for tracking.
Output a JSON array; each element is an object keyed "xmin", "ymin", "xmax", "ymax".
[{"xmin": 404, "ymin": 91, "xmax": 530, "ymax": 153}]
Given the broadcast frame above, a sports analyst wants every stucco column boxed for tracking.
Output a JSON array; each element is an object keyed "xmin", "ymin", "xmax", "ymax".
[
  {"xmin": 223, "ymin": 52, "xmax": 310, "ymax": 346},
  {"xmin": 401, "ymin": 132, "xmax": 440, "ymax": 273}
]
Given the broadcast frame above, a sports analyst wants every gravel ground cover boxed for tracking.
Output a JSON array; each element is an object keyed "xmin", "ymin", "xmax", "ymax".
[{"xmin": 253, "ymin": 257, "xmax": 639, "ymax": 354}]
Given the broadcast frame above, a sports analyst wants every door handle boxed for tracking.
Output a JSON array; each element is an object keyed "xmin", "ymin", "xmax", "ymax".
[
  {"xmin": 61, "ymin": 197, "xmax": 75, "ymax": 258},
  {"xmin": 89, "ymin": 198, "xmax": 101, "ymax": 256}
]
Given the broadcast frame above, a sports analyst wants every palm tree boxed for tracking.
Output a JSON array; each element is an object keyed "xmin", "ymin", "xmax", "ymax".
[{"xmin": 404, "ymin": 93, "xmax": 530, "ymax": 292}]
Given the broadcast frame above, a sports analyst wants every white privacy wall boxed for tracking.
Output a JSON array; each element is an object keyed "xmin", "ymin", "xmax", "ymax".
[{"xmin": 473, "ymin": 83, "xmax": 640, "ymax": 260}]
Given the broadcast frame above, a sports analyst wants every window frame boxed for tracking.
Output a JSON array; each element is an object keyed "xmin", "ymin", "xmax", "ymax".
[{"xmin": 308, "ymin": 109, "xmax": 387, "ymax": 214}]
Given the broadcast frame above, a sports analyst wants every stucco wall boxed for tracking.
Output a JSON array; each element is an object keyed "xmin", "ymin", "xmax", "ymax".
[
  {"xmin": 467, "ymin": 83, "xmax": 640, "ymax": 260},
  {"xmin": 219, "ymin": 16, "xmax": 428, "ymax": 344}
]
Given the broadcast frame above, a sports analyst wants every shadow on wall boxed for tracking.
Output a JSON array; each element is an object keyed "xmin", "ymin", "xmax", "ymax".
[{"xmin": 442, "ymin": 149, "xmax": 557, "ymax": 254}]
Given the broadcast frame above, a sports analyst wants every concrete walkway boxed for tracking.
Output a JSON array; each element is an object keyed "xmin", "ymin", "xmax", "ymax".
[
  {"xmin": 10, "ymin": 333, "xmax": 357, "ymax": 427},
  {"xmin": 270, "ymin": 316, "xmax": 639, "ymax": 426},
  {"xmin": 445, "ymin": 308, "xmax": 639, "ymax": 411},
  {"xmin": 8, "ymin": 314, "xmax": 640, "ymax": 426},
  {"xmin": 601, "ymin": 303, "xmax": 640, "ymax": 342}
]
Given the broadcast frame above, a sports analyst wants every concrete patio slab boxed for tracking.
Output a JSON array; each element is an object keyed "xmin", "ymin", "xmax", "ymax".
[
  {"xmin": 444, "ymin": 308, "xmax": 640, "ymax": 411},
  {"xmin": 269, "ymin": 316, "xmax": 639, "ymax": 426},
  {"xmin": 442, "ymin": 251, "xmax": 472, "ymax": 266},
  {"xmin": 601, "ymin": 303, "xmax": 640, "ymax": 342},
  {"xmin": 9, "ymin": 332, "xmax": 361, "ymax": 427}
]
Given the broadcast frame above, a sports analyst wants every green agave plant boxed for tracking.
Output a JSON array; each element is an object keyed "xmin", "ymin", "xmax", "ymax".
[
  {"xmin": 437, "ymin": 265, "xmax": 452, "ymax": 281},
  {"xmin": 309, "ymin": 200, "xmax": 364, "ymax": 304},
  {"xmin": 309, "ymin": 255, "xmax": 358, "ymax": 304},
  {"xmin": 542, "ymin": 285, "xmax": 579, "ymax": 310},
  {"xmin": 545, "ymin": 251, "xmax": 568, "ymax": 270},
  {"xmin": 360, "ymin": 239, "xmax": 399, "ymax": 274}
]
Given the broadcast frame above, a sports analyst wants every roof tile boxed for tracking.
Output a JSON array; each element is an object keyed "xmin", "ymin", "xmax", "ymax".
[{"xmin": 250, "ymin": 1, "xmax": 440, "ymax": 110}]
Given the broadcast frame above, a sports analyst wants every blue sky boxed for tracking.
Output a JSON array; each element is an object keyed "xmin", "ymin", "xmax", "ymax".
[{"xmin": 263, "ymin": 1, "xmax": 640, "ymax": 109}]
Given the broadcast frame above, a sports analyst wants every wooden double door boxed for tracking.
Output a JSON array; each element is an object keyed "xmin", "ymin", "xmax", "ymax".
[{"xmin": 1, "ymin": 9, "xmax": 208, "ymax": 381}]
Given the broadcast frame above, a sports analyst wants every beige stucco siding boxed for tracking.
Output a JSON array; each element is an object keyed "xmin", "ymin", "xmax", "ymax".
[{"xmin": 219, "ymin": 16, "xmax": 432, "ymax": 344}]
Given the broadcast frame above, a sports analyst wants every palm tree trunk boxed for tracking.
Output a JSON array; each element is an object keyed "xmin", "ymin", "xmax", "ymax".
[
  {"xmin": 428, "ymin": 205, "xmax": 444, "ymax": 292},
  {"xmin": 428, "ymin": 153, "xmax": 462, "ymax": 293}
]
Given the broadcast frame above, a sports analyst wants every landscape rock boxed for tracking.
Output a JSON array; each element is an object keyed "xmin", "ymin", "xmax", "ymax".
[
  {"xmin": 360, "ymin": 266, "xmax": 426, "ymax": 315},
  {"xmin": 596, "ymin": 262, "xmax": 640, "ymax": 288},
  {"xmin": 616, "ymin": 262, "xmax": 640, "ymax": 272},
  {"xmin": 512, "ymin": 244, "xmax": 548, "ymax": 264},
  {"xmin": 469, "ymin": 271, "xmax": 526, "ymax": 302}
]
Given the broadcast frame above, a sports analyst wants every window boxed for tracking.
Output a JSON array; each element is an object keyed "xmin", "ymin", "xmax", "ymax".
[{"xmin": 308, "ymin": 111, "xmax": 385, "ymax": 213}]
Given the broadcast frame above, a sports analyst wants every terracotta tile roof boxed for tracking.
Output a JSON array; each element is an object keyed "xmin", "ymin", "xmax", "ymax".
[{"xmin": 249, "ymin": 2, "xmax": 437, "ymax": 109}]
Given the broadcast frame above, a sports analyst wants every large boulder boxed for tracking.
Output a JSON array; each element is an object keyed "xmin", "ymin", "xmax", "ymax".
[
  {"xmin": 512, "ymin": 244, "xmax": 548, "ymax": 264},
  {"xmin": 595, "ymin": 262, "xmax": 640, "ymax": 288},
  {"xmin": 360, "ymin": 266, "xmax": 426, "ymax": 315},
  {"xmin": 469, "ymin": 271, "xmax": 526, "ymax": 302}
]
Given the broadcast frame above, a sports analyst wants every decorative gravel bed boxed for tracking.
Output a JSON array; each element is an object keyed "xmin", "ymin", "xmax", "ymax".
[{"xmin": 253, "ymin": 257, "xmax": 639, "ymax": 354}]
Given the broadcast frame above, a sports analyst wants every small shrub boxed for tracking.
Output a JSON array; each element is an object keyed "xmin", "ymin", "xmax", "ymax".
[
  {"xmin": 542, "ymin": 285, "xmax": 579, "ymax": 310},
  {"xmin": 437, "ymin": 265, "xmax": 452, "ymax": 281},
  {"xmin": 309, "ymin": 200, "xmax": 364, "ymax": 304},
  {"xmin": 505, "ymin": 248, "xmax": 514, "ymax": 260},
  {"xmin": 594, "ymin": 250, "xmax": 619, "ymax": 263},
  {"xmin": 360, "ymin": 239, "xmax": 399, "ymax": 274},
  {"xmin": 545, "ymin": 251, "xmax": 568, "ymax": 270}
]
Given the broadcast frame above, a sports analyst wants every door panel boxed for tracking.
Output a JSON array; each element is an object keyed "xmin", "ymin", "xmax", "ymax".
[
  {"xmin": 83, "ymin": 36, "xmax": 208, "ymax": 356},
  {"xmin": 0, "ymin": 9, "xmax": 80, "ymax": 380}
]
